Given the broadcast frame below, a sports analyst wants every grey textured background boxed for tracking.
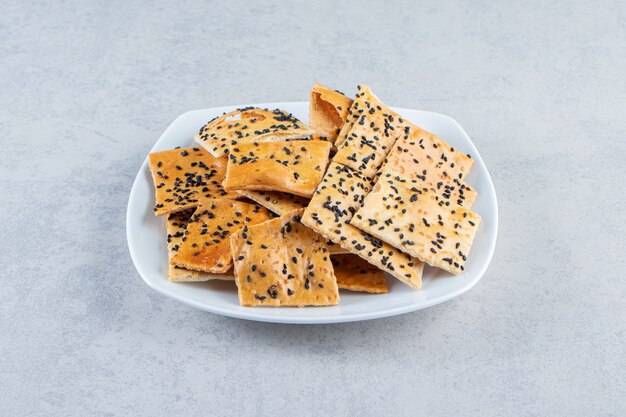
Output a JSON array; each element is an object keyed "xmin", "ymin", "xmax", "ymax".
[{"xmin": 1, "ymin": 0, "xmax": 625, "ymax": 416}]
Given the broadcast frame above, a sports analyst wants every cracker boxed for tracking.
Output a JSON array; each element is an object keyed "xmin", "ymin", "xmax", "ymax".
[
  {"xmin": 148, "ymin": 147, "xmax": 233, "ymax": 216},
  {"xmin": 351, "ymin": 178, "xmax": 481, "ymax": 275},
  {"xmin": 235, "ymin": 190, "xmax": 348, "ymax": 255},
  {"xmin": 301, "ymin": 162, "xmax": 424, "ymax": 289},
  {"xmin": 378, "ymin": 125, "xmax": 477, "ymax": 208},
  {"xmin": 172, "ymin": 199, "xmax": 272, "ymax": 273},
  {"xmin": 166, "ymin": 209, "xmax": 233, "ymax": 282},
  {"xmin": 195, "ymin": 107, "xmax": 315, "ymax": 157},
  {"xmin": 223, "ymin": 140, "xmax": 332, "ymax": 198},
  {"xmin": 236, "ymin": 190, "xmax": 309, "ymax": 215},
  {"xmin": 332, "ymin": 85, "xmax": 407, "ymax": 178},
  {"xmin": 230, "ymin": 209, "xmax": 340, "ymax": 307},
  {"xmin": 309, "ymin": 83, "xmax": 353, "ymax": 143},
  {"xmin": 326, "ymin": 241, "xmax": 350, "ymax": 255},
  {"xmin": 334, "ymin": 95, "xmax": 362, "ymax": 149},
  {"xmin": 331, "ymin": 254, "xmax": 388, "ymax": 293}
]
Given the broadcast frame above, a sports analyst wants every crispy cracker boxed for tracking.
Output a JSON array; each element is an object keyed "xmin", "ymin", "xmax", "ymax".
[
  {"xmin": 230, "ymin": 209, "xmax": 340, "ymax": 307},
  {"xmin": 148, "ymin": 147, "xmax": 233, "ymax": 216},
  {"xmin": 166, "ymin": 209, "xmax": 233, "ymax": 282},
  {"xmin": 194, "ymin": 108, "xmax": 315, "ymax": 157},
  {"xmin": 223, "ymin": 140, "xmax": 332, "ymax": 198},
  {"xmin": 310, "ymin": 83, "xmax": 353, "ymax": 143},
  {"xmin": 236, "ymin": 190, "xmax": 309, "ymax": 215},
  {"xmin": 235, "ymin": 189, "xmax": 348, "ymax": 255},
  {"xmin": 331, "ymin": 254, "xmax": 388, "ymax": 293},
  {"xmin": 378, "ymin": 125, "xmax": 477, "ymax": 208},
  {"xmin": 172, "ymin": 199, "xmax": 272, "ymax": 273},
  {"xmin": 326, "ymin": 241, "xmax": 350, "ymax": 255},
  {"xmin": 301, "ymin": 163, "xmax": 423, "ymax": 289},
  {"xmin": 334, "ymin": 96, "xmax": 361, "ymax": 149},
  {"xmin": 332, "ymin": 85, "xmax": 407, "ymax": 178},
  {"xmin": 352, "ymin": 179, "xmax": 481, "ymax": 275}
]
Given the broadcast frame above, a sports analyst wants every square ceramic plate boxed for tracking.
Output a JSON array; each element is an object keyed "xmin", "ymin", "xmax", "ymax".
[{"xmin": 126, "ymin": 102, "xmax": 498, "ymax": 324}]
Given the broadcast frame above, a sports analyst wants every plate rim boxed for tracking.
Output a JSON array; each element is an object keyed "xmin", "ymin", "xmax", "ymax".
[{"xmin": 126, "ymin": 102, "xmax": 499, "ymax": 324}]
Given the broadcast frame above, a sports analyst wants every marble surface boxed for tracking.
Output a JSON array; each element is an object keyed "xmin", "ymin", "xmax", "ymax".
[{"xmin": 1, "ymin": 1, "xmax": 625, "ymax": 415}]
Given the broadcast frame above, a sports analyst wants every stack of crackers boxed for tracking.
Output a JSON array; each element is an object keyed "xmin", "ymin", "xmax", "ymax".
[{"xmin": 148, "ymin": 83, "xmax": 481, "ymax": 307}]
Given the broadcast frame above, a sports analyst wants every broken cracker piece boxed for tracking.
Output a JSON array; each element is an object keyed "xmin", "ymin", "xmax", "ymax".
[
  {"xmin": 195, "ymin": 108, "xmax": 314, "ymax": 157},
  {"xmin": 331, "ymin": 254, "xmax": 387, "ymax": 293},
  {"xmin": 310, "ymin": 83, "xmax": 354, "ymax": 143},
  {"xmin": 166, "ymin": 209, "xmax": 233, "ymax": 282},
  {"xmin": 172, "ymin": 198, "xmax": 272, "ymax": 273}
]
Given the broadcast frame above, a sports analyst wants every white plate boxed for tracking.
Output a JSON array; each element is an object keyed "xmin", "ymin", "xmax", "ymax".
[{"xmin": 126, "ymin": 102, "xmax": 498, "ymax": 324}]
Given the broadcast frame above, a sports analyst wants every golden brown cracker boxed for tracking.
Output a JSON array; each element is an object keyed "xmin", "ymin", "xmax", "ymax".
[
  {"xmin": 310, "ymin": 83, "xmax": 354, "ymax": 143},
  {"xmin": 172, "ymin": 199, "xmax": 272, "ymax": 273},
  {"xmin": 352, "ymin": 179, "xmax": 481, "ymax": 275},
  {"xmin": 223, "ymin": 140, "xmax": 332, "ymax": 198},
  {"xmin": 166, "ymin": 210, "xmax": 233, "ymax": 281},
  {"xmin": 378, "ymin": 125, "xmax": 477, "ymax": 208},
  {"xmin": 331, "ymin": 254, "xmax": 388, "ymax": 293},
  {"xmin": 234, "ymin": 190, "xmax": 348, "ymax": 254},
  {"xmin": 332, "ymin": 85, "xmax": 407, "ymax": 178},
  {"xmin": 148, "ymin": 147, "xmax": 233, "ymax": 216},
  {"xmin": 230, "ymin": 209, "xmax": 340, "ymax": 307},
  {"xmin": 236, "ymin": 190, "xmax": 309, "ymax": 215},
  {"xmin": 195, "ymin": 107, "xmax": 314, "ymax": 157}
]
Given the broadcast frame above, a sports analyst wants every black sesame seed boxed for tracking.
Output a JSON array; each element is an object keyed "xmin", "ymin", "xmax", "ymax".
[{"xmin": 267, "ymin": 285, "xmax": 278, "ymax": 298}]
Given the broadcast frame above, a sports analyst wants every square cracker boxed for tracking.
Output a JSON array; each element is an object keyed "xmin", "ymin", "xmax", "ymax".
[
  {"xmin": 309, "ymin": 83, "xmax": 353, "ymax": 143},
  {"xmin": 351, "ymin": 178, "xmax": 481, "ymax": 275},
  {"xmin": 331, "ymin": 254, "xmax": 388, "ymax": 293},
  {"xmin": 166, "ymin": 209, "xmax": 233, "ymax": 282},
  {"xmin": 230, "ymin": 209, "xmax": 340, "ymax": 307},
  {"xmin": 223, "ymin": 140, "xmax": 332, "ymax": 198},
  {"xmin": 195, "ymin": 107, "xmax": 315, "ymax": 157},
  {"xmin": 236, "ymin": 190, "xmax": 349, "ymax": 255},
  {"xmin": 148, "ymin": 147, "xmax": 233, "ymax": 216},
  {"xmin": 172, "ymin": 198, "xmax": 272, "ymax": 273},
  {"xmin": 332, "ymin": 85, "xmax": 407, "ymax": 178},
  {"xmin": 378, "ymin": 124, "xmax": 477, "ymax": 208},
  {"xmin": 301, "ymin": 162, "xmax": 424, "ymax": 289}
]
